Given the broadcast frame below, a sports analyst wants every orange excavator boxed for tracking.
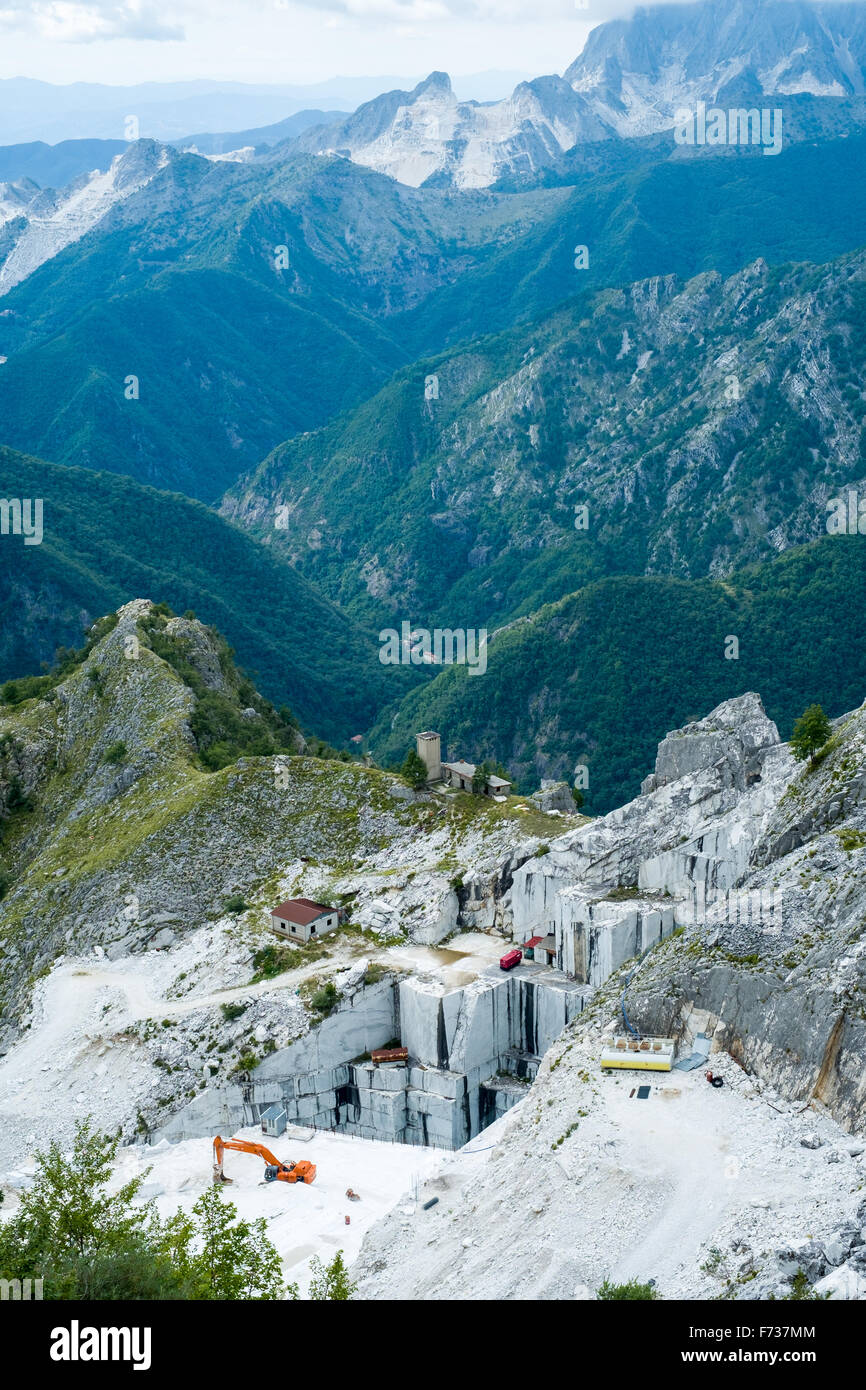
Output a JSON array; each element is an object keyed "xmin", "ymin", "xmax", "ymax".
[{"xmin": 212, "ymin": 1135, "xmax": 317, "ymax": 1186}]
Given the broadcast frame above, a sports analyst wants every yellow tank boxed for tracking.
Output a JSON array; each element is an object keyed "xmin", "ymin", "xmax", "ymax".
[{"xmin": 600, "ymin": 1035, "xmax": 675, "ymax": 1071}]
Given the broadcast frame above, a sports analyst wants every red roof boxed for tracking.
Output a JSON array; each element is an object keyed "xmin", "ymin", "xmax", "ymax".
[
  {"xmin": 525, "ymin": 935, "xmax": 544, "ymax": 948},
  {"xmin": 271, "ymin": 898, "xmax": 334, "ymax": 926}
]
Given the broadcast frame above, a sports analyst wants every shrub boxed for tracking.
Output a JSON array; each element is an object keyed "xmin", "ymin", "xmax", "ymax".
[
  {"xmin": 1, "ymin": 675, "xmax": 54, "ymax": 706},
  {"xmin": 5, "ymin": 775, "xmax": 33, "ymax": 812},
  {"xmin": 220, "ymin": 1002, "xmax": 247, "ymax": 1022},
  {"xmin": 252, "ymin": 939, "xmax": 328, "ymax": 981},
  {"xmin": 310, "ymin": 981, "xmax": 340, "ymax": 1015},
  {"xmin": 104, "ymin": 741, "xmax": 127, "ymax": 765},
  {"xmin": 775, "ymin": 1269, "xmax": 828, "ymax": 1301},
  {"xmin": 597, "ymin": 1279, "xmax": 659, "ymax": 1300}
]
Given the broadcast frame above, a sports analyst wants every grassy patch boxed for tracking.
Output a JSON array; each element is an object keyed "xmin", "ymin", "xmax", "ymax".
[
  {"xmin": 251, "ymin": 939, "xmax": 329, "ymax": 981},
  {"xmin": 835, "ymin": 828, "xmax": 866, "ymax": 852}
]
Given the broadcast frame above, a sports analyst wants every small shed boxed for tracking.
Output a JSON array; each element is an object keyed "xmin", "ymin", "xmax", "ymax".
[
  {"xmin": 270, "ymin": 898, "xmax": 339, "ymax": 943},
  {"xmin": 441, "ymin": 760, "xmax": 512, "ymax": 796},
  {"xmin": 524, "ymin": 933, "xmax": 556, "ymax": 964},
  {"xmin": 484, "ymin": 774, "xmax": 512, "ymax": 797},
  {"xmin": 371, "ymin": 1046, "xmax": 408, "ymax": 1064},
  {"xmin": 260, "ymin": 1103, "xmax": 287, "ymax": 1137}
]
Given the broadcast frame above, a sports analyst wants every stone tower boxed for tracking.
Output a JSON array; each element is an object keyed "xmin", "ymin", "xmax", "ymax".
[{"xmin": 415, "ymin": 731, "xmax": 442, "ymax": 782}]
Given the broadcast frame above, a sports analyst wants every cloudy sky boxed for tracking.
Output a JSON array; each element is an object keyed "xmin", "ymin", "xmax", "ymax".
[{"xmin": 0, "ymin": 0, "xmax": 633, "ymax": 85}]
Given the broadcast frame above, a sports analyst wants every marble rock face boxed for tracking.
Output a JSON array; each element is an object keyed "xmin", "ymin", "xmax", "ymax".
[
  {"xmin": 530, "ymin": 780, "xmax": 574, "ymax": 814},
  {"xmin": 641, "ymin": 693, "xmax": 780, "ymax": 795},
  {"xmin": 511, "ymin": 694, "xmax": 786, "ymax": 977}
]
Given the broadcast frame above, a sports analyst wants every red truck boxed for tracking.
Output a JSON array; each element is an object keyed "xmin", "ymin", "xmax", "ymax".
[{"xmin": 499, "ymin": 948, "xmax": 523, "ymax": 971}]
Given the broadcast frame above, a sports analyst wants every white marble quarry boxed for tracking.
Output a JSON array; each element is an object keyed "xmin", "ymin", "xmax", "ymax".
[
  {"xmin": 550, "ymin": 890, "xmax": 676, "ymax": 984},
  {"xmin": 398, "ymin": 967, "xmax": 586, "ymax": 1074},
  {"xmin": 155, "ymin": 963, "xmax": 587, "ymax": 1151},
  {"xmin": 639, "ymin": 819, "xmax": 756, "ymax": 897},
  {"xmin": 510, "ymin": 695, "xmax": 789, "ymax": 986},
  {"xmin": 254, "ymin": 978, "xmax": 398, "ymax": 1081},
  {"xmin": 155, "ymin": 699, "xmax": 787, "ymax": 1150}
]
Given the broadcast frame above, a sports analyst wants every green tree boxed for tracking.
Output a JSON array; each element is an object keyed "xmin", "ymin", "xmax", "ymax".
[
  {"xmin": 790, "ymin": 703, "xmax": 832, "ymax": 762},
  {"xmin": 0, "ymin": 1119, "xmax": 184, "ymax": 1299},
  {"xmin": 308, "ymin": 1249, "xmax": 357, "ymax": 1300},
  {"xmin": 471, "ymin": 759, "xmax": 492, "ymax": 794},
  {"xmin": 159, "ymin": 1186, "xmax": 285, "ymax": 1301},
  {"xmin": 400, "ymin": 747, "xmax": 428, "ymax": 790},
  {"xmin": 0, "ymin": 1120, "xmax": 287, "ymax": 1301},
  {"xmin": 4, "ymin": 1119, "xmax": 151, "ymax": 1262}
]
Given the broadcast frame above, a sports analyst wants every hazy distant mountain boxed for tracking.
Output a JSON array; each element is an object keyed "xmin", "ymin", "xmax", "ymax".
[
  {"xmin": 173, "ymin": 110, "xmax": 346, "ymax": 157},
  {"xmin": 0, "ymin": 73, "xmax": 531, "ymax": 146},
  {"xmin": 0, "ymin": 139, "xmax": 129, "ymax": 189},
  {"xmin": 295, "ymin": 0, "xmax": 866, "ymax": 187},
  {"xmin": 0, "ymin": 146, "xmax": 561, "ymax": 498},
  {"xmin": 0, "ymin": 114, "xmax": 343, "ymax": 190}
]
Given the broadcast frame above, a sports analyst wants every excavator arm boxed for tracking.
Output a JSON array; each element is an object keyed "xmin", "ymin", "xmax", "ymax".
[{"xmin": 212, "ymin": 1135, "xmax": 316, "ymax": 1185}]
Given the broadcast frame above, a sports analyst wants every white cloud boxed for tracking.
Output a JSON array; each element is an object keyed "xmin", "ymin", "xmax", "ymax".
[
  {"xmin": 0, "ymin": 1, "xmax": 183, "ymax": 42},
  {"xmin": 296, "ymin": 0, "xmax": 584, "ymax": 16}
]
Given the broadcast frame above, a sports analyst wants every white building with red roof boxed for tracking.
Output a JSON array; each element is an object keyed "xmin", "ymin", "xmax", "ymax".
[{"xmin": 270, "ymin": 898, "xmax": 339, "ymax": 943}]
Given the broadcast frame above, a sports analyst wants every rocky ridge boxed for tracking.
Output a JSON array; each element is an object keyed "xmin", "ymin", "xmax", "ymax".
[
  {"xmin": 293, "ymin": 0, "xmax": 866, "ymax": 188},
  {"xmin": 0, "ymin": 598, "xmax": 564, "ymax": 1049}
]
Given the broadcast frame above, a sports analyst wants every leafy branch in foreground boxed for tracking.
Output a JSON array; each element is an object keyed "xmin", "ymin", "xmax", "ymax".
[{"xmin": 0, "ymin": 1119, "xmax": 285, "ymax": 1300}]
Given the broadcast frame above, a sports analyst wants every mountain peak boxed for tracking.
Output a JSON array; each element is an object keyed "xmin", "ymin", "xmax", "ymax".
[{"xmin": 412, "ymin": 71, "xmax": 453, "ymax": 99}]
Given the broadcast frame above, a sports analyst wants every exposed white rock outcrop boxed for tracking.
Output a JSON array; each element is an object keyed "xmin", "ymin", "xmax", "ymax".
[
  {"xmin": 512, "ymin": 694, "xmax": 788, "ymax": 981},
  {"xmin": 0, "ymin": 141, "xmax": 170, "ymax": 296}
]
